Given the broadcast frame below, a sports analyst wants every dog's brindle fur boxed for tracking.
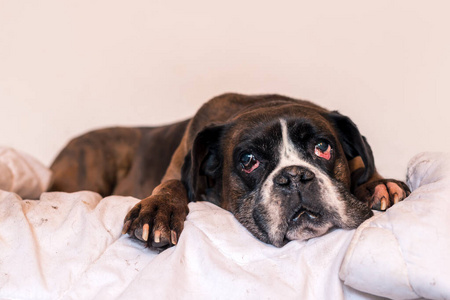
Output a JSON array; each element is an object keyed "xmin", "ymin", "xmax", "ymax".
[{"xmin": 49, "ymin": 93, "xmax": 409, "ymax": 249}]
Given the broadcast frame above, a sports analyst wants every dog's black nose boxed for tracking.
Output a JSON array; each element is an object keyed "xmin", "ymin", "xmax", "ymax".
[{"xmin": 274, "ymin": 166, "xmax": 315, "ymax": 186}]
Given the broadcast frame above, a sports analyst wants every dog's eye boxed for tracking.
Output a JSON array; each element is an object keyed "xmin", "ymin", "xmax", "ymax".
[
  {"xmin": 314, "ymin": 142, "xmax": 332, "ymax": 160},
  {"xmin": 240, "ymin": 153, "xmax": 260, "ymax": 173}
]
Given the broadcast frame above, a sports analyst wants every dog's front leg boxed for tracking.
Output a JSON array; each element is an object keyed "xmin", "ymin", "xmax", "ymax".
[{"xmin": 122, "ymin": 179, "xmax": 189, "ymax": 250}]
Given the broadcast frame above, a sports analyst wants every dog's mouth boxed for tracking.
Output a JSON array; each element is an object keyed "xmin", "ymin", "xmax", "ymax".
[
  {"xmin": 290, "ymin": 206, "xmax": 321, "ymax": 223},
  {"xmin": 278, "ymin": 206, "xmax": 325, "ymax": 246}
]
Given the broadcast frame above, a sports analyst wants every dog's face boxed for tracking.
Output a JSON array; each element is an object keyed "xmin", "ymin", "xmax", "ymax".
[{"xmin": 183, "ymin": 103, "xmax": 374, "ymax": 247}]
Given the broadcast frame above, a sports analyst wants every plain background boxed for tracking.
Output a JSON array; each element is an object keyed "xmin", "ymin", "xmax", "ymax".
[{"xmin": 1, "ymin": 1, "xmax": 449, "ymax": 180}]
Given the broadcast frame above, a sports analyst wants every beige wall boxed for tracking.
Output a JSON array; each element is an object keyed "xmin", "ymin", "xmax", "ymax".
[{"xmin": 1, "ymin": 0, "xmax": 449, "ymax": 180}]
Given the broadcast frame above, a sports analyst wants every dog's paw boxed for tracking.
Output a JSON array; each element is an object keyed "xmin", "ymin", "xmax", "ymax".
[
  {"xmin": 122, "ymin": 194, "xmax": 189, "ymax": 250},
  {"xmin": 354, "ymin": 179, "xmax": 411, "ymax": 211}
]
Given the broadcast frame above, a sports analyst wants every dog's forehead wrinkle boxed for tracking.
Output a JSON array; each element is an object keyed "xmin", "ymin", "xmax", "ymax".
[{"xmin": 233, "ymin": 119, "xmax": 283, "ymax": 158}]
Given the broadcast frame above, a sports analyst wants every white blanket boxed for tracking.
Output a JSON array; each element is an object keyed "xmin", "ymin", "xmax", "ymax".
[
  {"xmin": 0, "ymin": 147, "xmax": 448, "ymax": 300},
  {"xmin": 340, "ymin": 152, "xmax": 450, "ymax": 299}
]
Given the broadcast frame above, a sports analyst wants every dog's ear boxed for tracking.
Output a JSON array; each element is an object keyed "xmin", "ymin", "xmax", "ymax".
[
  {"xmin": 327, "ymin": 111, "xmax": 375, "ymax": 189},
  {"xmin": 181, "ymin": 124, "xmax": 227, "ymax": 203}
]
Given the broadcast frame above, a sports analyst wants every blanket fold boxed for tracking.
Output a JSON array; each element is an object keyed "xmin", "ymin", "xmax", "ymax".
[{"xmin": 340, "ymin": 152, "xmax": 450, "ymax": 299}]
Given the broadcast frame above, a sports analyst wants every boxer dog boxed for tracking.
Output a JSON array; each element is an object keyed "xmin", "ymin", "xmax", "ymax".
[{"xmin": 49, "ymin": 93, "xmax": 410, "ymax": 249}]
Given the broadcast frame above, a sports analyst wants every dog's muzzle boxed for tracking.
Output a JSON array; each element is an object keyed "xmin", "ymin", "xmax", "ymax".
[
  {"xmin": 273, "ymin": 165, "xmax": 323, "ymax": 222},
  {"xmin": 273, "ymin": 165, "xmax": 315, "ymax": 187}
]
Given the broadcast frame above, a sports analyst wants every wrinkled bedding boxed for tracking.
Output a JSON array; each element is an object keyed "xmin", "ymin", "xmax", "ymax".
[
  {"xmin": 0, "ymin": 147, "xmax": 448, "ymax": 300},
  {"xmin": 340, "ymin": 152, "xmax": 450, "ymax": 299}
]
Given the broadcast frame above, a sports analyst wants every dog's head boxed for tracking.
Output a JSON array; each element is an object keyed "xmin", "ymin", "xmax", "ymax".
[{"xmin": 182, "ymin": 101, "xmax": 374, "ymax": 247}]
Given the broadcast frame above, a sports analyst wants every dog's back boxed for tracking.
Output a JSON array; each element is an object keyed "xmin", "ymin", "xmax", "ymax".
[{"xmin": 48, "ymin": 119, "xmax": 189, "ymax": 198}]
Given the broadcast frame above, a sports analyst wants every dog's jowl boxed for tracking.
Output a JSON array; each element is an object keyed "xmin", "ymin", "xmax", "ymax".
[{"xmin": 49, "ymin": 93, "xmax": 410, "ymax": 249}]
